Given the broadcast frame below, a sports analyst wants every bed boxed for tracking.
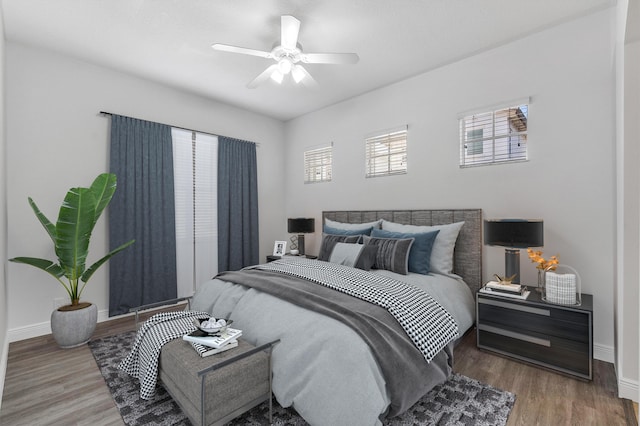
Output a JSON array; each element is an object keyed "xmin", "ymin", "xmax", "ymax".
[{"xmin": 190, "ymin": 209, "xmax": 482, "ymax": 426}]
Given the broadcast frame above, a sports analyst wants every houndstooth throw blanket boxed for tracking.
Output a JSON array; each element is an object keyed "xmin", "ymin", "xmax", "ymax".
[
  {"xmin": 119, "ymin": 311, "xmax": 210, "ymax": 400},
  {"xmin": 248, "ymin": 256, "xmax": 459, "ymax": 362}
]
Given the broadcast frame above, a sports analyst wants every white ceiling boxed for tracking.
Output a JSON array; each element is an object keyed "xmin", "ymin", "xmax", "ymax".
[{"xmin": 1, "ymin": 0, "xmax": 618, "ymax": 121}]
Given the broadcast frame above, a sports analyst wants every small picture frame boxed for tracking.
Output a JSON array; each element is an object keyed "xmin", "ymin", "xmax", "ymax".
[{"xmin": 273, "ymin": 240, "xmax": 287, "ymax": 257}]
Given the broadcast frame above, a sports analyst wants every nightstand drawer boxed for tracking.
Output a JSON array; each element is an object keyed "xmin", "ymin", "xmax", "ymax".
[
  {"xmin": 478, "ymin": 327, "xmax": 590, "ymax": 377},
  {"xmin": 476, "ymin": 291, "xmax": 593, "ymax": 380},
  {"xmin": 478, "ymin": 298, "xmax": 589, "ymax": 343}
]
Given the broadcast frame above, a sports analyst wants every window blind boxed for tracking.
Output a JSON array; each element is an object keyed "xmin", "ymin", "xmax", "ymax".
[
  {"xmin": 459, "ymin": 103, "xmax": 528, "ymax": 167},
  {"xmin": 304, "ymin": 144, "xmax": 332, "ymax": 183},
  {"xmin": 365, "ymin": 127, "xmax": 408, "ymax": 178},
  {"xmin": 172, "ymin": 128, "xmax": 218, "ymax": 297}
]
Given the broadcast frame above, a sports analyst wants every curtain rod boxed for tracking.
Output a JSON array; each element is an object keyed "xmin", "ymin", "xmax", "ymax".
[{"xmin": 99, "ymin": 111, "xmax": 260, "ymax": 147}]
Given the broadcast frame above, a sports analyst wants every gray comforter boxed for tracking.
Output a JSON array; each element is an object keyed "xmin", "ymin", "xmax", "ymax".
[{"xmin": 190, "ymin": 260, "xmax": 475, "ymax": 426}]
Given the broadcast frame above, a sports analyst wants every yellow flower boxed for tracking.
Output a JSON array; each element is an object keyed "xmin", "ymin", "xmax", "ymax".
[{"xmin": 527, "ymin": 248, "xmax": 559, "ymax": 271}]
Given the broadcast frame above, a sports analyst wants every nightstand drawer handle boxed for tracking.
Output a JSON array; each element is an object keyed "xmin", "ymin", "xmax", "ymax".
[
  {"xmin": 479, "ymin": 298, "xmax": 550, "ymax": 316},
  {"xmin": 479, "ymin": 324, "xmax": 551, "ymax": 347}
]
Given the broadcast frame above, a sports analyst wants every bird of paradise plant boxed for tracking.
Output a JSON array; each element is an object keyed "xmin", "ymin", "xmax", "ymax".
[{"xmin": 9, "ymin": 173, "xmax": 135, "ymax": 309}]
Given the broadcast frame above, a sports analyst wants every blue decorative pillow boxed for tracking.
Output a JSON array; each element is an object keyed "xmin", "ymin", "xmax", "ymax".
[
  {"xmin": 323, "ymin": 225, "xmax": 373, "ymax": 236},
  {"xmin": 371, "ymin": 228, "xmax": 440, "ymax": 275},
  {"xmin": 381, "ymin": 220, "xmax": 464, "ymax": 276},
  {"xmin": 362, "ymin": 235, "xmax": 414, "ymax": 275}
]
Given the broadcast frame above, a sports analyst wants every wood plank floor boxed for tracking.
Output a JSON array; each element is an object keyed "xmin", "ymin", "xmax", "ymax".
[
  {"xmin": 1, "ymin": 311, "xmax": 637, "ymax": 426},
  {"xmin": 454, "ymin": 331, "xmax": 636, "ymax": 426}
]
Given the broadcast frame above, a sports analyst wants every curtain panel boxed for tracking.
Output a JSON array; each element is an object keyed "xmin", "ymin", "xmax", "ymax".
[
  {"xmin": 217, "ymin": 137, "xmax": 259, "ymax": 271},
  {"xmin": 108, "ymin": 115, "xmax": 178, "ymax": 316}
]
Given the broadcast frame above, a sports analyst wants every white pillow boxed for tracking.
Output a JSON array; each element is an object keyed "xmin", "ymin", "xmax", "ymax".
[
  {"xmin": 328, "ymin": 242, "xmax": 364, "ymax": 267},
  {"xmin": 381, "ymin": 220, "xmax": 465, "ymax": 276},
  {"xmin": 327, "ymin": 242, "xmax": 378, "ymax": 271},
  {"xmin": 324, "ymin": 218, "xmax": 382, "ymax": 231}
]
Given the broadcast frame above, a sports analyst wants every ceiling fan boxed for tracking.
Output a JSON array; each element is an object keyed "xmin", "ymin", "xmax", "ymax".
[{"xmin": 212, "ymin": 15, "xmax": 359, "ymax": 89}]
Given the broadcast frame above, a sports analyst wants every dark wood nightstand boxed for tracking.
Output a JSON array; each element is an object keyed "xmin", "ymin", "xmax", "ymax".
[{"xmin": 476, "ymin": 290, "xmax": 593, "ymax": 380}]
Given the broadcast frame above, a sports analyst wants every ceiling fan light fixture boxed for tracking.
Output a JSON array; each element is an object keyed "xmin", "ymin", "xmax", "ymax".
[
  {"xmin": 278, "ymin": 57, "xmax": 293, "ymax": 74},
  {"xmin": 270, "ymin": 69, "xmax": 284, "ymax": 84},
  {"xmin": 213, "ymin": 15, "xmax": 359, "ymax": 89},
  {"xmin": 292, "ymin": 65, "xmax": 305, "ymax": 83}
]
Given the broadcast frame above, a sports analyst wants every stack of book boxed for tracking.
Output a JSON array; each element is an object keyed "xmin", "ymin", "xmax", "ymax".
[
  {"xmin": 479, "ymin": 281, "xmax": 530, "ymax": 300},
  {"xmin": 183, "ymin": 327, "xmax": 243, "ymax": 357}
]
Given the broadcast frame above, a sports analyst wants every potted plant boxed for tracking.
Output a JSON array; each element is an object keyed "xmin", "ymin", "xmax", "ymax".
[{"xmin": 9, "ymin": 173, "xmax": 134, "ymax": 348}]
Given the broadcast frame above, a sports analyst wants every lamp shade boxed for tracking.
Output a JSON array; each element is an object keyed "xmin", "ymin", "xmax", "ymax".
[
  {"xmin": 484, "ymin": 219, "xmax": 543, "ymax": 248},
  {"xmin": 288, "ymin": 218, "xmax": 315, "ymax": 234}
]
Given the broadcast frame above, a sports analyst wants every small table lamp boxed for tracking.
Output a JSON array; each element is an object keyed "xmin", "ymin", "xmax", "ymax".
[
  {"xmin": 287, "ymin": 218, "xmax": 315, "ymax": 256},
  {"xmin": 484, "ymin": 219, "xmax": 543, "ymax": 284}
]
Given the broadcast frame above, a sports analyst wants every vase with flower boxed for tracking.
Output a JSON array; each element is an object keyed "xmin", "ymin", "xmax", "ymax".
[{"xmin": 526, "ymin": 248, "xmax": 559, "ymax": 292}]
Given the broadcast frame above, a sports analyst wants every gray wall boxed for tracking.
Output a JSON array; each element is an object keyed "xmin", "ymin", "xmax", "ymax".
[
  {"xmin": 284, "ymin": 9, "xmax": 617, "ymax": 362},
  {"xmin": 4, "ymin": 42, "xmax": 285, "ymax": 338}
]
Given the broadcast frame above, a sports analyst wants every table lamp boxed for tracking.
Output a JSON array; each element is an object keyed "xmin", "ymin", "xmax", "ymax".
[
  {"xmin": 287, "ymin": 218, "xmax": 315, "ymax": 256},
  {"xmin": 484, "ymin": 219, "xmax": 543, "ymax": 284}
]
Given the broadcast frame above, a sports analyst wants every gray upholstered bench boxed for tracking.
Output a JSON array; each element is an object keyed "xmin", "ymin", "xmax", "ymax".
[{"xmin": 159, "ymin": 337, "xmax": 278, "ymax": 426}]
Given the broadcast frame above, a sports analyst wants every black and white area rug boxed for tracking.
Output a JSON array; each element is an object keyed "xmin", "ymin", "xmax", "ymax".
[{"xmin": 89, "ymin": 331, "xmax": 515, "ymax": 426}]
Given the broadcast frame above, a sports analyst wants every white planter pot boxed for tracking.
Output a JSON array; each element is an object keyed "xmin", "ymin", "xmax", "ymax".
[{"xmin": 50, "ymin": 303, "xmax": 98, "ymax": 348}]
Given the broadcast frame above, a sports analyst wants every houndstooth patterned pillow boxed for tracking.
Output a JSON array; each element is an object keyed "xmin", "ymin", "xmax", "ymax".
[{"xmin": 248, "ymin": 257, "xmax": 458, "ymax": 362}]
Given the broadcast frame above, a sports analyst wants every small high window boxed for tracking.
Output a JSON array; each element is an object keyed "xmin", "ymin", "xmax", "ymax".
[
  {"xmin": 304, "ymin": 144, "xmax": 332, "ymax": 183},
  {"xmin": 459, "ymin": 101, "xmax": 528, "ymax": 167},
  {"xmin": 365, "ymin": 126, "xmax": 408, "ymax": 178}
]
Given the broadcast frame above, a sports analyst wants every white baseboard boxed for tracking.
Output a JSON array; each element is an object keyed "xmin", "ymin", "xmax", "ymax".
[
  {"xmin": 97, "ymin": 308, "xmax": 111, "ymax": 323},
  {"xmin": 618, "ymin": 376, "xmax": 639, "ymax": 402},
  {"xmin": 7, "ymin": 301, "xmax": 190, "ymax": 342},
  {"xmin": 0, "ymin": 333, "xmax": 9, "ymax": 411},
  {"xmin": 8, "ymin": 308, "xmax": 116, "ymax": 342},
  {"xmin": 594, "ymin": 343, "xmax": 615, "ymax": 363},
  {"xmin": 7, "ymin": 319, "xmax": 50, "ymax": 342}
]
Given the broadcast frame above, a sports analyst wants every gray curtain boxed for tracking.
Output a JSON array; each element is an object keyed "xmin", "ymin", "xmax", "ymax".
[
  {"xmin": 109, "ymin": 115, "xmax": 177, "ymax": 316},
  {"xmin": 218, "ymin": 136, "xmax": 259, "ymax": 271}
]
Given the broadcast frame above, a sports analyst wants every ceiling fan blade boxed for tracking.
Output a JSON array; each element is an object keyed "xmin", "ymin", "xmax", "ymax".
[
  {"xmin": 212, "ymin": 43, "xmax": 272, "ymax": 59},
  {"xmin": 247, "ymin": 64, "xmax": 279, "ymax": 89},
  {"xmin": 300, "ymin": 52, "xmax": 360, "ymax": 64},
  {"xmin": 281, "ymin": 15, "xmax": 301, "ymax": 50},
  {"xmin": 292, "ymin": 65, "xmax": 318, "ymax": 88}
]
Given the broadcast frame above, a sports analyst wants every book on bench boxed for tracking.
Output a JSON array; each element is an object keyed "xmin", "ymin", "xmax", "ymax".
[
  {"xmin": 183, "ymin": 327, "xmax": 243, "ymax": 349},
  {"xmin": 190, "ymin": 340, "xmax": 239, "ymax": 357}
]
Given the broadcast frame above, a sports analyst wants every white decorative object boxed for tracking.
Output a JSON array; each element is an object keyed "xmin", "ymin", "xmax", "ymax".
[{"xmin": 543, "ymin": 265, "xmax": 581, "ymax": 306}]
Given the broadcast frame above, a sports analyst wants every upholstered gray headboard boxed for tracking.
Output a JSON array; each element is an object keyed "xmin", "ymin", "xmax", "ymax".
[{"xmin": 322, "ymin": 209, "xmax": 483, "ymax": 294}]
